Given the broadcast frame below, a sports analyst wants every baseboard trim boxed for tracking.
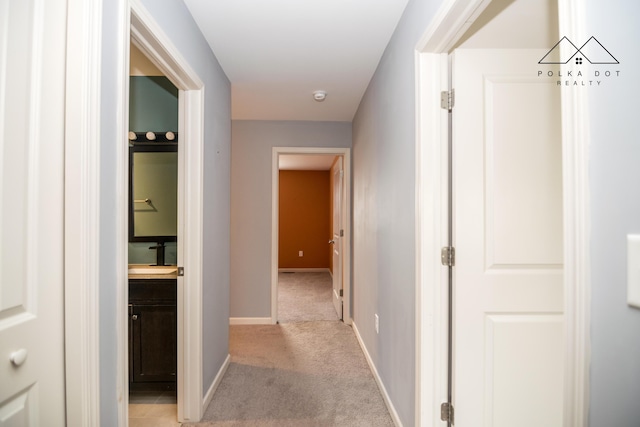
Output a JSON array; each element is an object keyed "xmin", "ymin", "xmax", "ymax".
[
  {"xmin": 202, "ymin": 354, "xmax": 230, "ymax": 412},
  {"xmin": 352, "ymin": 322, "xmax": 403, "ymax": 427},
  {"xmin": 278, "ymin": 268, "xmax": 330, "ymax": 273},
  {"xmin": 229, "ymin": 317, "xmax": 273, "ymax": 325}
]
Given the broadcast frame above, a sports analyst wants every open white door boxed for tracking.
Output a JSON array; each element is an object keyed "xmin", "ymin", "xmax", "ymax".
[
  {"xmin": 451, "ymin": 49, "xmax": 564, "ymax": 426},
  {"xmin": 331, "ymin": 157, "xmax": 344, "ymax": 319},
  {"xmin": 0, "ymin": 0, "xmax": 67, "ymax": 424}
]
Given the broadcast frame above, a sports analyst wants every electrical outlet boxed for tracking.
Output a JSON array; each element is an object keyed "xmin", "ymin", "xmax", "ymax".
[
  {"xmin": 375, "ymin": 314, "xmax": 379, "ymax": 334},
  {"xmin": 299, "ymin": 250, "xmax": 303, "ymax": 257}
]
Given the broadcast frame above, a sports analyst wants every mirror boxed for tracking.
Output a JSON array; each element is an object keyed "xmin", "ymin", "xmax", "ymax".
[{"xmin": 129, "ymin": 143, "xmax": 177, "ymax": 243}]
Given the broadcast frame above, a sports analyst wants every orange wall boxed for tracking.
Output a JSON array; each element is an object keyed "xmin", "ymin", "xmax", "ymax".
[{"xmin": 279, "ymin": 170, "xmax": 330, "ymax": 268}]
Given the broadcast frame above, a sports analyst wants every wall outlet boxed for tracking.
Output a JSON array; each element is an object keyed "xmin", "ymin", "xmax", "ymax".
[
  {"xmin": 299, "ymin": 250, "xmax": 303, "ymax": 257},
  {"xmin": 375, "ymin": 314, "xmax": 379, "ymax": 334}
]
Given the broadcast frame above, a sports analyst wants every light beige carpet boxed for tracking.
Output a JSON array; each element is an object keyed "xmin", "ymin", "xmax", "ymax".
[
  {"xmin": 184, "ymin": 273, "xmax": 394, "ymax": 426},
  {"xmin": 277, "ymin": 272, "xmax": 338, "ymax": 323}
]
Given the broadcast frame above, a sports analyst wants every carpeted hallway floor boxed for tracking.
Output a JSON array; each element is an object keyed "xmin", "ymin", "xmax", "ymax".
[
  {"xmin": 183, "ymin": 272, "xmax": 394, "ymax": 426},
  {"xmin": 277, "ymin": 272, "xmax": 339, "ymax": 323}
]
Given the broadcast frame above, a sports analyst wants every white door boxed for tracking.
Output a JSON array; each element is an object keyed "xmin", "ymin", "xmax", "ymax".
[
  {"xmin": 331, "ymin": 158, "xmax": 343, "ymax": 319},
  {"xmin": 451, "ymin": 49, "xmax": 564, "ymax": 427},
  {"xmin": 0, "ymin": 0, "xmax": 67, "ymax": 424}
]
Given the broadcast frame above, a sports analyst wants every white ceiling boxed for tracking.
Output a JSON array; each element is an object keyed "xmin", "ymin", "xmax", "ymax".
[
  {"xmin": 279, "ymin": 154, "xmax": 336, "ymax": 171},
  {"xmin": 182, "ymin": 0, "xmax": 410, "ymax": 122}
]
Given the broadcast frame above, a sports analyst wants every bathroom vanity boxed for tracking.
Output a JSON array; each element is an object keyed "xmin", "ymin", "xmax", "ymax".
[{"xmin": 128, "ymin": 267, "xmax": 177, "ymax": 391}]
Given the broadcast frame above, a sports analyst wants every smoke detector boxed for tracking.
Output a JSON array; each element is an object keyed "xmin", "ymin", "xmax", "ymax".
[{"xmin": 313, "ymin": 90, "xmax": 327, "ymax": 102}]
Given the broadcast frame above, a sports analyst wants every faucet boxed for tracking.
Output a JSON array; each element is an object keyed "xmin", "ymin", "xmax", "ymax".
[{"xmin": 148, "ymin": 242, "xmax": 165, "ymax": 266}]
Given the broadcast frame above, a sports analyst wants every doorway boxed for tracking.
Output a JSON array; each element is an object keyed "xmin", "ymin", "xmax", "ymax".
[
  {"xmin": 119, "ymin": 2, "xmax": 207, "ymax": 423},
  {"xmin": 277, "ymin": 154, "xmax": 342, "ymax": 322},
  {"xmin": 127, "ymin": 42, "xmax": 179, "ymax": 423},
  {"xmin": 415, "ymin": 0, "xmax": 590, "ymax": 425},
  {"xmin": 271, "ymin": 147, "xmax": 352, "ymax": 325}
]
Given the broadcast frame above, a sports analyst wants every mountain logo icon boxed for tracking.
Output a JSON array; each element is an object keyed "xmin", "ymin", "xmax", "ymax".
[{"xmin": 539, "ymin": 36, "xmax": 619, "ymax": 64}]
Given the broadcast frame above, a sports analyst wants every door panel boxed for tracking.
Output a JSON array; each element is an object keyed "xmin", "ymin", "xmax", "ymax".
[
  {"xmin": 0, "ymin": 0, "xmax": 67, "ymax": 424},
  {"xmin": 331, "ymin": 158, "xmax": 343, "ymax": 319},
  {"xmin": 452, "ymin": 49, "xmax": 563, "ymax": 427},
  {"xmin": 484, "ymin": 314, "xmax": 564, "ymax": 426}
]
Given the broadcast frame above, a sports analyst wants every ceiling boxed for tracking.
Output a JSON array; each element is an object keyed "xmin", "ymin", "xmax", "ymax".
[
  {"xmin": 182, "ymin": 0, "xmax": 410, "ymax": 122},
  {"xmin": 279, "ymin": 154, "xmax": 336, "ymax": 171}
]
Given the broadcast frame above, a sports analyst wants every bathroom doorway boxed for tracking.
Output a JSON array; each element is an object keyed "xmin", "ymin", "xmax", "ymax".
[
  {"xmin": 127, "ymin": 42, "xmax": 179, "ymax": 424},
  {"xmin": 119, "ymin": 4, "xmax": 207, "ymax": 423}
]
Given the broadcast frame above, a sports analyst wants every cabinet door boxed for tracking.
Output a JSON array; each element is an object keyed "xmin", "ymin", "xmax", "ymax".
[{"xmin": 131, "ymin": 304, "xmax": 177, "ymax": 383}]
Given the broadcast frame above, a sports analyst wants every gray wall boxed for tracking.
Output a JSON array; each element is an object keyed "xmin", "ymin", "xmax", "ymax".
[
  {"xmin": 230, "ymin": 120, "xmax": 351, "ymax": 318},
  {"xmin": 586, "ymin": 1, "xmax": 640, "ymax": 426},
  {"xmin": 100, "ymin": 0, "xmax": 231, "ymax": 422},
  {"xmin": 351, "ymin": 0, "xmax": 443, "ymax": 424}
]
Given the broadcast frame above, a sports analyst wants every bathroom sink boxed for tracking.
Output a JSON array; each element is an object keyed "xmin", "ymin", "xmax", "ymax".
[{"xmin": 128, "ymin": 266, "xmax": 178, "ymax": 275}]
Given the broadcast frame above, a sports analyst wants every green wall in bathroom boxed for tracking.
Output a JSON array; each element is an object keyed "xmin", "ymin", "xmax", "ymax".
[
  {"xmin": 129, "ymin": 76, "xmax": 178, "ymax": 265},
  {"xmin": 129, "ymin": 76, "xmax": 178, "ymax": 132}
]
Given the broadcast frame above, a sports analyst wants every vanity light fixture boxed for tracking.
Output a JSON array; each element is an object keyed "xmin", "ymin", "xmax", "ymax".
[
  {"xmin": 129, "ymin": 131, "xmax": 179, "ymax": 142},
  {"xmin": 313, "ymin": 90, "xmax": 327, "ymax": 102}
]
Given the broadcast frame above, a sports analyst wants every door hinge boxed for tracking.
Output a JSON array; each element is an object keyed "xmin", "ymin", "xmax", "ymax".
[
  {"xmin": 441, "ymin": 246, "xmax": 455, "ymax": 267},
  {"xmin": 177, "ymin": 266, "xmax": 184, "ymax": 277},
  {"xmin": 339, "ymin": 289, "xmax": 343, "ymax": 297},
  {"xmin": 441, "ymin": 402, "xmax": 454, "ymax": 424},
  {"xmin": 340, "ymin": 229, "xmax": 344, "ymax": 237},
  {"xmin": 441, "ymin": 89, "xmax": 455, "ymax": 111}
]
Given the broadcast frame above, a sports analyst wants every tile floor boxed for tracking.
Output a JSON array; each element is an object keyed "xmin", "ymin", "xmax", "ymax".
[{"xmin": 129, "ymin": 391, "xmax": 181, "ymax": 427}]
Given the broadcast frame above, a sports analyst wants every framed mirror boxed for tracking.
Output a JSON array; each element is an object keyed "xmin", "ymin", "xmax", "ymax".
[{"xmin": 129, "ymin": 141, "xmax": 178, "ymax": 243}]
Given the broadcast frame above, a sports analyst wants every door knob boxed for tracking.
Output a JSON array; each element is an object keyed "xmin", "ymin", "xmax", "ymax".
[
  {"xmin": 328, "ymin": 240, "xmax": 335, "ymax": 244},
  {"xmin": 131, "ymin": 314, "xmax": 138, "ymax": 320},
  {"xmin": 10, "ymin": 349, "xmax": 28, "ymax": 367}
]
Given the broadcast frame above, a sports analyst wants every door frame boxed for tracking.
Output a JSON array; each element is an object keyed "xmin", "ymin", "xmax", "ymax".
[
  {"xmin": 271, "ymin": 147, "xmax": 352, "ymax": 325},
  {"xmin": 126, "ymin": 1, "xmax": 206, "ymax": 423},
  {"xmin": 413, "ymin": 0, "xmax": 591, "ymax": 425},
  {"xmin": 64, "ymin": 0, "xmax": 104, "ymax": 424},
  {"xmin": 64, "ymin": 0, "xmax": 206, "ymax": 424}
]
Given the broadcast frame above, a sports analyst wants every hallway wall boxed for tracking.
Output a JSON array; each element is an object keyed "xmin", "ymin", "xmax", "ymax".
[
  {"xmin": 230, "ymin": 120, "xmax": 351, "ymax": 318},
  {"xmin": 99, "ymin": 0, "xmax": 231, "ymax": 423},
  {"xmin": 586, "ymin": 1, "xmax": 640, "ymax": 425},
  {"xmin": 351, "ymin": 0, "xmax": 444, "ymax": 424}
]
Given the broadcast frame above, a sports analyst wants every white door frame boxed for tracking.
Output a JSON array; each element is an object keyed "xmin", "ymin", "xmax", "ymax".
[
  {"xmin": 64, "ymin": 0, "xmax": 104, "ymax": 424},
  {"xmin": 271, "ymin": 147, "xmax": 352, "ymax": 325},
  {"xmin": 413, "ymin": 0, "xmax": 591, "ymax": 425},
  {"xmin": 64, "ymin": 0, "xmax": 206, "ymax": 424}
]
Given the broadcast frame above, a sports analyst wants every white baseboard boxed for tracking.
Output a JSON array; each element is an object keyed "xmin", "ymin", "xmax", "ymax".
[
  {"xmin": 229, "ymin": 317, "xmax": 273, "ymax": 325},
  {"xmin": 352, "ymin": 322, "xmax": 403, "ymax": 427},
  {"xmin": 278, "ymin": 268, "xmax": 330, "ymax": 273},
  {"xmin": 202, "ymin": 354, "xmax": 230, "ymax": 412}
]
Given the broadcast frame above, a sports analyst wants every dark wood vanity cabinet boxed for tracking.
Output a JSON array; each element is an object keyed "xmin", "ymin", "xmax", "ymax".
[{"xmin": 129, "ymin": 278, "xmax": 177, "ymax": 390}]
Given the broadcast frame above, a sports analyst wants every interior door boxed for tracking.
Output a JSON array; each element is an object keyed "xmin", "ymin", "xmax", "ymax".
[
  {"xmin": 451, "ymin": 49, "xmax": 564, "ymax": 427},
  {"xmin": 0, "ymin": 0, "xmax": 67, "ymax": 424},
  {"xmin": 331, "ymin": 157, "xmax": 343, "ymax": 319}
]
